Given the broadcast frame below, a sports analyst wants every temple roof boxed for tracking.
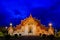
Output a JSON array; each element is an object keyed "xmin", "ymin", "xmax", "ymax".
[
  {"xmin": 20, "ymin": 14, "xmax": 41, "ymax": 26},
  {"xmin": 8, "ymin": 14, "xmax": 54, "ymax": 31}
]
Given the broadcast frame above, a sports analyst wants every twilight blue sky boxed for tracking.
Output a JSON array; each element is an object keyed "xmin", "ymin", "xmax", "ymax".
[{"xmin": 0, "ymin": 0, "xmax": 60, "ymax": 29}]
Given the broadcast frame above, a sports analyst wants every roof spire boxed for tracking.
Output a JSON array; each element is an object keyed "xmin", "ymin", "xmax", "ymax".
[{"xmin": 29, "ymin": 13, "xmax": 32, "ymax": 18}]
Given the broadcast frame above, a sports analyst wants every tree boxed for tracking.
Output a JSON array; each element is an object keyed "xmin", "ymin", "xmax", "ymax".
[
  {"xmin": 0, "ymin": 32, "xmax": 4, "ymax": 37},
  {"xmin": 55, "ymin": 31, "xmax": 60, "ymax": 37}
]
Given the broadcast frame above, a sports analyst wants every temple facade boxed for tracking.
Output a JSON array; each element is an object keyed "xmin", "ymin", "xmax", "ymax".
[{"xmin": 8, "ymin": 14, "xmax": 54, "ymax": 36}]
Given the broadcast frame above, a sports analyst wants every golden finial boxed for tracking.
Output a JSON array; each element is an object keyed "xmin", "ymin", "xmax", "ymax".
[{"xmin": 29, "ymin": 13, "xmax": 32, "ymax": 18}]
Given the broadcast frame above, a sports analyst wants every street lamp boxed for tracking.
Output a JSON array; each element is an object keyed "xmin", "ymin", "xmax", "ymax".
[
  {"xmin": 10, "ymin": 23, "xmax": 12, "ymax": 26},
  {"xmin": 49, "ymin": 23, "xmax": 52, "ymax": 27},
  {"xmin": 5, "ymin": 26, "xmax": 8, "ymax": 29}
]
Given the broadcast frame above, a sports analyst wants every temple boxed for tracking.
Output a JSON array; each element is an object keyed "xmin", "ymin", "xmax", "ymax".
[{"xmin": 8, "ymin": 14, "xmax": 54, "ymax": 36}]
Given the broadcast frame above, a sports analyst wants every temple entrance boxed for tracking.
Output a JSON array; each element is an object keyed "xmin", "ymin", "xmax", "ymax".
[
  {"xmin": 28, "ymin": 26, "xmax": 33, "ymax": 35},
  {"xmin": 28, "ymin": 26, "xmax": 32, "ymax": 33}
]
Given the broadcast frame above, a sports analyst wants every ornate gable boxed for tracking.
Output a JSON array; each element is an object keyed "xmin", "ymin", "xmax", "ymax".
[{"xmin": 20, "ymin": 14, "xmax": 40, "ymax": 26}]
